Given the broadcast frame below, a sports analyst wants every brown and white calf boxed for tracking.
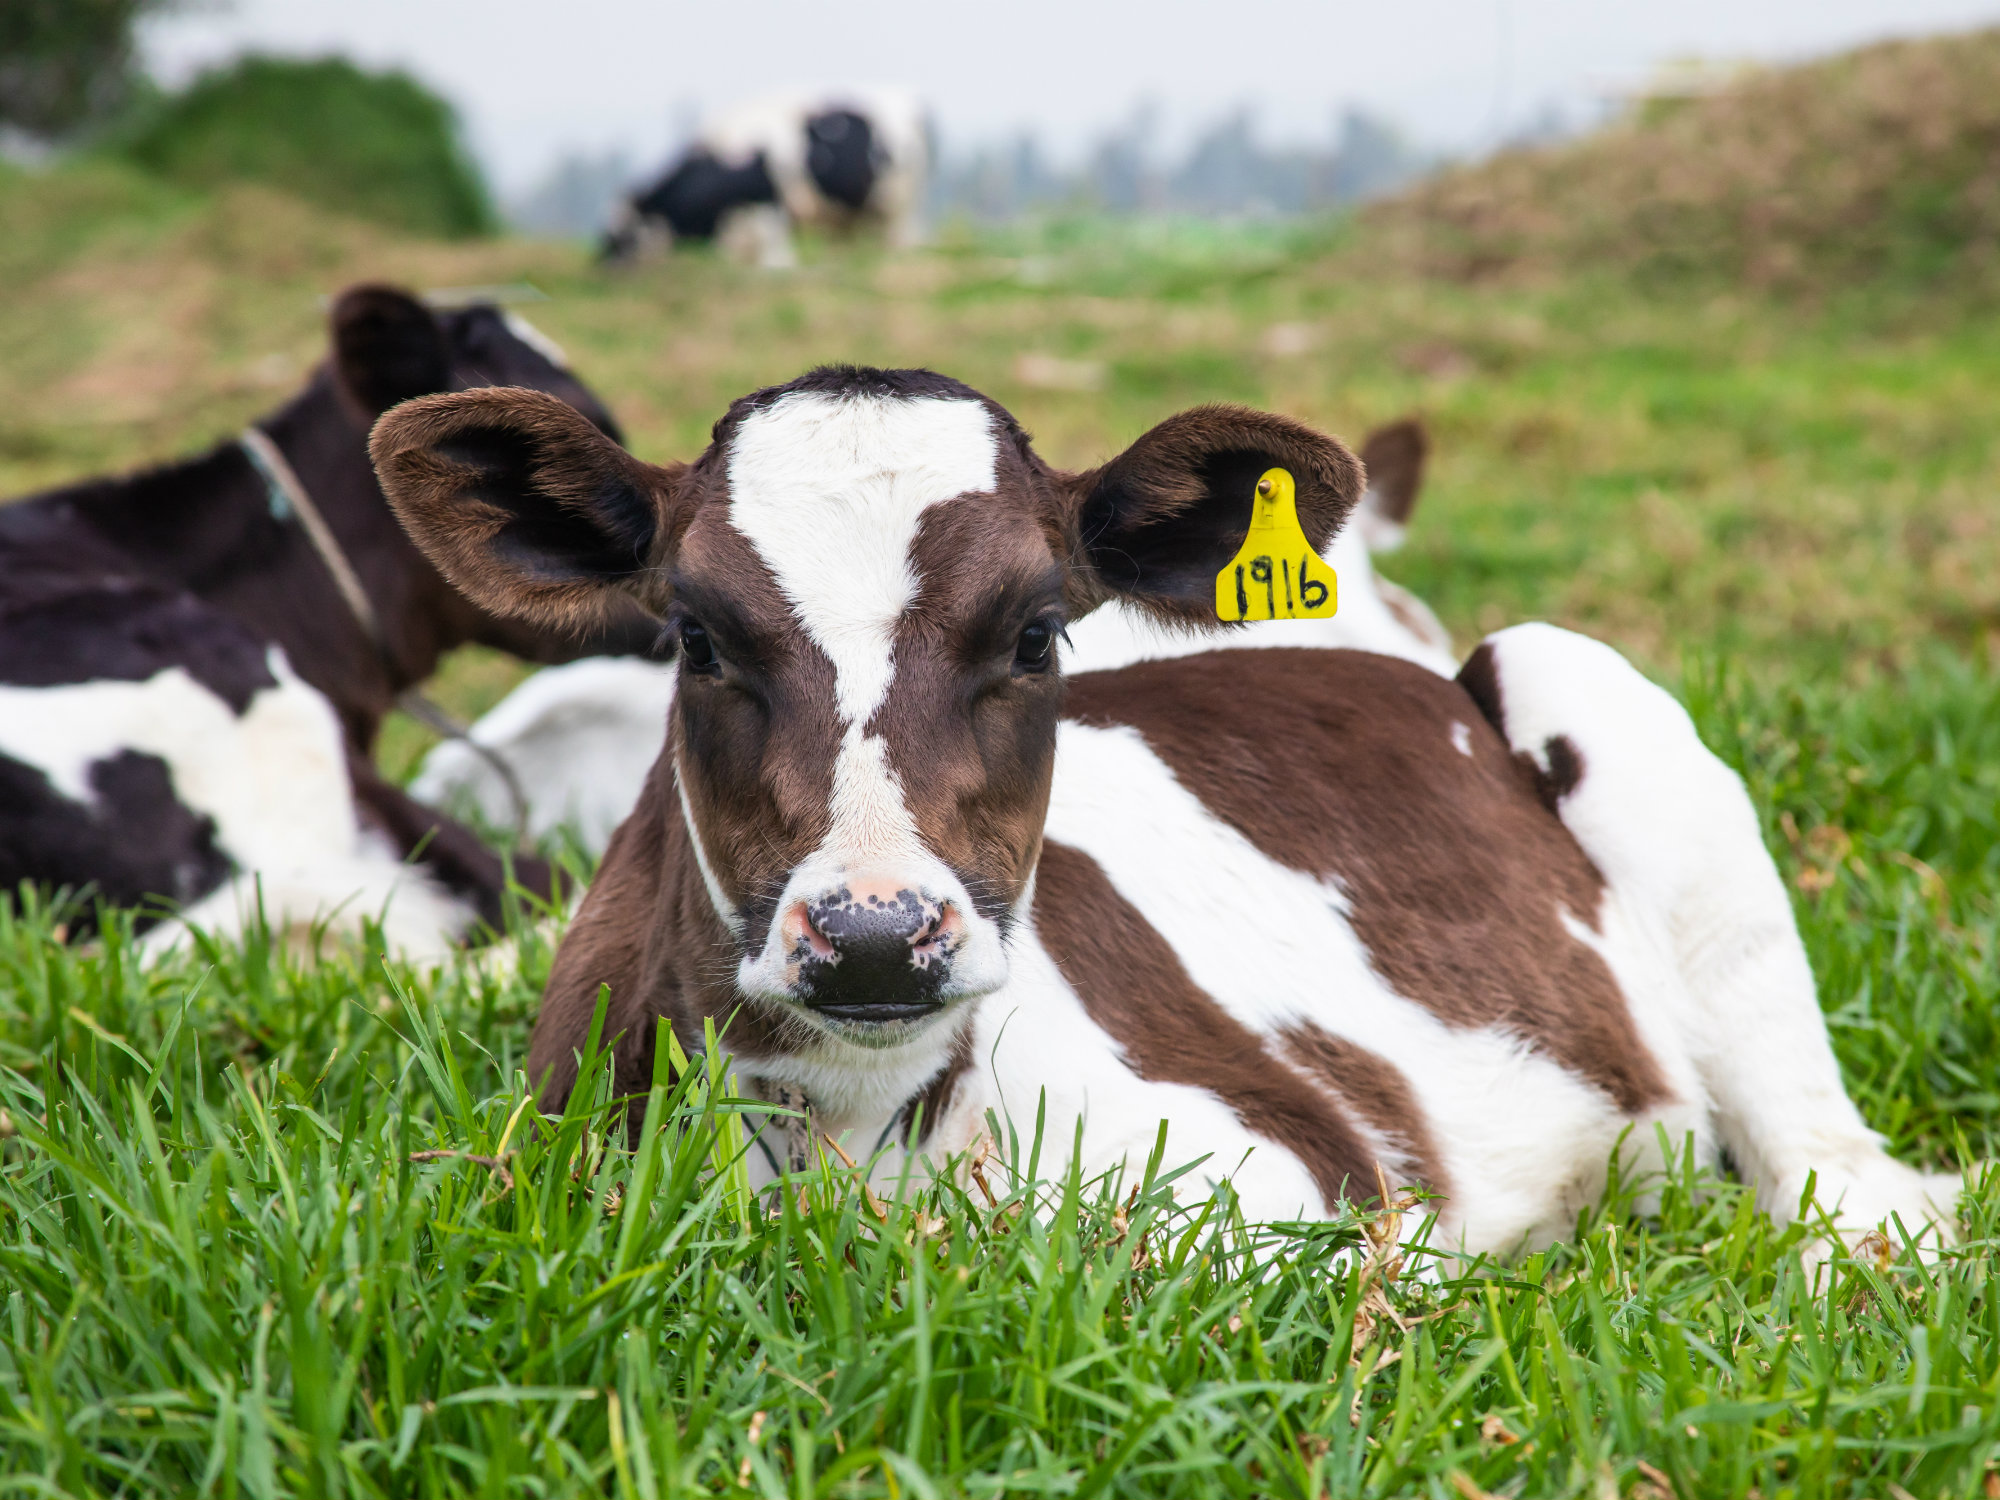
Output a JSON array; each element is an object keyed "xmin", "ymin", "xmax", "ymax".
[{"xmin": 373, "ymin": 366, "xmax": 1962, "ymax": 1256}]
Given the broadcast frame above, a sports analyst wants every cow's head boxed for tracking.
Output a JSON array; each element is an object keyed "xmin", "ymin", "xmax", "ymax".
[
  {"xmin": 327, "ymin": 283, "xmax": 625, "ymax": 442},
  {"xmin": 372, "ymin": 368, "xmax": 1360, "ymax": 1036},
  {"xmin": 287, "ymin": 284, "xmax": 670, "ymax": 675}
]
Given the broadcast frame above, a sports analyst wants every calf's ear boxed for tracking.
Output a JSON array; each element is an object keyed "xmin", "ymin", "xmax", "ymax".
[
  {"xmin": 370, "ymin": 387, "xmax": 685, "ymax": 629},
  {"xmin": 1354, "ymin": 416, "xmax": 1428, "ymax": 551},
  {"xmin": 331, "ymin": 284, "xmax": 452, "ymax": 417},
  {"xmin": 1060, "ymin": 404, "xmax": 1365, "ymax": 627}
]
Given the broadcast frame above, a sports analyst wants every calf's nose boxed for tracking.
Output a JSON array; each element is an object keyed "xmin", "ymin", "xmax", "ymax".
[
  {"xmin": 809, "ymin": 885, "xmax": 928, "ymax": 951},
  {"xmin": 780, "ymin": 879, "xmax": 965, "ymax": 1020}
]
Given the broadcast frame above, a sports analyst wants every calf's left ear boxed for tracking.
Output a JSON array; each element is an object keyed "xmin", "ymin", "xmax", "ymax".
[
  {"xmin": 1059, "ymin": 404, "xmax": 1364, "ymax": 627},
  {"xmin": 1354, "ymin": 417, "xmax": 1429, "ymax": 551},
  {"xmin": 370, "ymin": 387, "xmax": 685, "ymax": 630}
]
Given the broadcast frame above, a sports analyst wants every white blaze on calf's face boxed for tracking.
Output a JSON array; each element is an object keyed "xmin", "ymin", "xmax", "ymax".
[{"xmin": 719, "ymin": 391, "xmax": 1011, "ymax": 1004}]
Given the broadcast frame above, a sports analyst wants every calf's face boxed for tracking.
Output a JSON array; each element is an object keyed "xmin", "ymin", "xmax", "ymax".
[
  {"xmin": 373, "ymin": 368, "xmax": 1361, "ymax": 1040},
  {"xmin": 671, "ymin": 387, "xmax": 1065, "ymax": 1023}
]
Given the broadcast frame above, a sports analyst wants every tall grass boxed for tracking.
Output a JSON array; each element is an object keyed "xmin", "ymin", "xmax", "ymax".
[
  {"xmin": 1688, "ymin": 652, "xmax": 2000, "ymax": 1163},
  {"xmin": 1, "ymin": 655, "xmax": 1996, "ymax": 1496}
]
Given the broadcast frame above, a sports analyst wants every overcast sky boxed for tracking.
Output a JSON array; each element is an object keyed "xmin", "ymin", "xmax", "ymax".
[{"xmin": 142, "ymin": 0, "xmax": 2000, "ymax": 194}]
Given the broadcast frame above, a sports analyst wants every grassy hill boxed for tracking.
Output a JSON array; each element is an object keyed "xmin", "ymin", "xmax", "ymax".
[
  {"xmin": 1, "ymin": 30, "xmax": 1999, "ymax": 1488},
  {"xmin": 1367, "ymin": 28, "xmax": 2000, "ymax": 298}
]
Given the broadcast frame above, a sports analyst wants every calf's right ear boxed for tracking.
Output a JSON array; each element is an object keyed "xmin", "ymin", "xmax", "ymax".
[{"xmin": 370, "ymin": 388, "xmax": 685, "ymax": 628}]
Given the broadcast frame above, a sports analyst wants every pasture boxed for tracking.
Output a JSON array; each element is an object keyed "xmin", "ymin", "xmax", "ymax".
[{"xmin": 2, "ymin": 153, "xmax": 1999, "ymax": 1496}]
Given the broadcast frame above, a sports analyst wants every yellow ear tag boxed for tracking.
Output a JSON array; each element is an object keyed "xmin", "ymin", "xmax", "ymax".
[{"xmin": 1214, "ymin": 467, "xmax": 1338, "ymax": 622}]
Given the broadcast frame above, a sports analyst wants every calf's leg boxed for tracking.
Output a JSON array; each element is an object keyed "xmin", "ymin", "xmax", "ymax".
[{"xmin": 1460, "ymin": 623, "xmax": 1962, "ymax": 1247}]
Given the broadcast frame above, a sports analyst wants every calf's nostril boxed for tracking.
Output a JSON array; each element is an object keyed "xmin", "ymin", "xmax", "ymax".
[
  {"xmin": 781, "ymin": 900, "xmax": 839, "ymax": 961},
  {"xmin": 911, "ymin": 903, "xmax": 964, "ymax": 961}
]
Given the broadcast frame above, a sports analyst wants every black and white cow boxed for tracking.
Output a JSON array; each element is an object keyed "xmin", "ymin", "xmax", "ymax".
[
  {"xmin": 0, "ymin": 286, "xmax": 659, "ymax": 955},
  {"xmin": 407, "ymin": 418, "xmax": 1454, "ymax": 854},
  {"xmin": 603, "ymin": 90, "xmax": 930, "ymax": 269},
  {"xmin": 372, "ymin": 367, "xmax": 1965, "ymax": 1257}
]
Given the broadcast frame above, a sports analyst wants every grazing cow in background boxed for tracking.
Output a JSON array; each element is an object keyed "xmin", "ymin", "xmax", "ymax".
[
  {"xmin": 373, "ymin": 367, "xmax": 1966, "ymax": 1257},
  {"xmin": 603, "ymin": 89, "xmax": 930, "ymax": 269},
  {"xmin": 410, "ymin": 417, "xmax": 1453, "ymax": 854},
  {"xmin": 0, "ymin": 285, "xmax": 660, "ymax": 954}
]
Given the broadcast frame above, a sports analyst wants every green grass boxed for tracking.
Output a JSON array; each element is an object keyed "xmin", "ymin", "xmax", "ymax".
[
  {"xmin": 2, "ymin": 655, "xmax": 1995, "ymax": 1496},
  {"xmin": 2, "ymin": 161, "xmax": 2000, "ymax": 1493}
]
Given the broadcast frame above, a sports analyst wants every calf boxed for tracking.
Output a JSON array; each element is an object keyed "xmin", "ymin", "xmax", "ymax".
[
  {"xmin": 0, "ymin": 286, "xmax": 659, "ymax": 953},
  {"xmin": 374, "ymin": 367, "xmax": 1963, "ymax": 1255},
  {"xmin": 408, "ymin": 418, "xmax": 1453, "ymax": 855},
  {"xmin": 603, "ymin": 89, "xmax": 930, "ymax": 269}
]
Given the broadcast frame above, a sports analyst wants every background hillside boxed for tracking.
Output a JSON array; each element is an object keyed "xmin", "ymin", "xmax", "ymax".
[
  {"xmin": 1369, "ymin": 27, "xmax": 2000, "ymax": 298},
  {"xmin": 8, "ymin": 22, "xmax": 2000, "ymax": 688}
]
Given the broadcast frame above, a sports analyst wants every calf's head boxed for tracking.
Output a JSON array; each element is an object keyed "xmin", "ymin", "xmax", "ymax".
[{"xmin": 373, "ymin": 368, "xmax": 1360, "ymax": 1036}]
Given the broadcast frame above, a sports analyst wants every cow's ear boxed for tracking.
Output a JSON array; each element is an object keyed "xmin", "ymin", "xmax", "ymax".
[
  {"xmin": 1354, "ymin": 417, "xmax": 1428, "ymax": 551},
  {"xmin": 1059, "ymin": 404, "xmax": 1364, "ymax": 627},
  {"xmin": 331, "ymin": 284, "xmax": 452, "ymax": 417},
  {"xmin": 371, "ymin": 387, "xmax": 686, "ymax": 629}
]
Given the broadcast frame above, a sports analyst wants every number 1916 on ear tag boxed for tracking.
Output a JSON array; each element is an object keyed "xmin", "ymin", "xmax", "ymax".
[{"xmin": 1214, "ymin": 467, "xmax": 1338, "ymax": 622}]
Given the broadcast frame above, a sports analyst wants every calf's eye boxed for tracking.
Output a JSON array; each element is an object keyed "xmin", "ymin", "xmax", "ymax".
[
  {"xmin": 1014, "ymin": 619, "xmax": 1056, "ymax": 673},
  {"xmin": 679, "ymin": 619, "xmax": 720, "ymax": 675}
]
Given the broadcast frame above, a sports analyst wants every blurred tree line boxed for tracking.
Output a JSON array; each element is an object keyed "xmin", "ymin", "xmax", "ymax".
[
  {"xmin": 7, "ymin": 2, "xmax": 1419, "ymax": 239},
  {"xmin": 0, "ymin": 0, "xmax": 174, "ymax": 140},
  {"xmin": 514, "ymin": 106, "xmax": 1429, "ymax": 237},
  {"xmin": 934, "ymin": 106, "xmax": 1427, "ymax": 221},
  {"xmin": 1, "ymin": 4, "xmax": 492, "ymax": 238}
]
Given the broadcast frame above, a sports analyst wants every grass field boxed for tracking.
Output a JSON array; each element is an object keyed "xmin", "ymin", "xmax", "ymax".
[{"xmin": 2, "ymin": 147, "xmax": 1999, "ymax": 1496}]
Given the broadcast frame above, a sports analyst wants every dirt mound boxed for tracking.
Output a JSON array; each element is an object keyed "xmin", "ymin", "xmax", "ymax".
[{"xmin": 1365, "ymin": 28, "xmax": 2000, "ymax": 294}]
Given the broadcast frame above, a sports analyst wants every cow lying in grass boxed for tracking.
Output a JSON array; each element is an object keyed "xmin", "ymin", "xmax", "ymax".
[
  {"xmin": 408, "ymin": 417, "xmax": 1453, "ymax": 855},
  {"xmin": 373, "ymin": 366, "xmax": 1965, "ymax": 1256},
  {"xmin": 0, "ymin": 285, "xmax": 657, "ymax": 953}
]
